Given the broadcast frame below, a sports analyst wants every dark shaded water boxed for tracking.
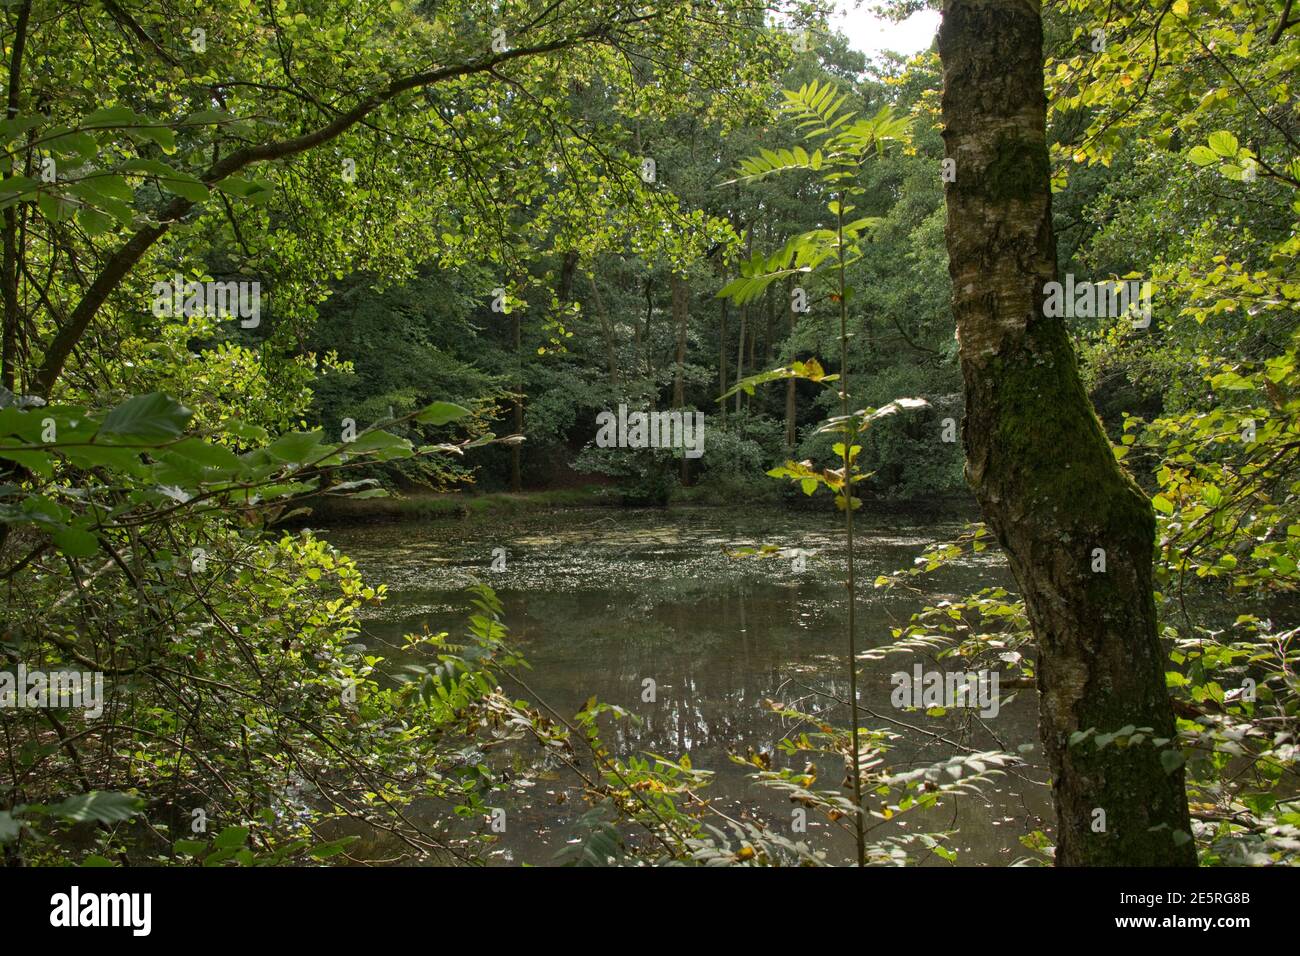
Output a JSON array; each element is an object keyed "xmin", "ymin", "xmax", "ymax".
[{"xmin": 325, "ymin": 505, "xmax": 1053, "ymax": 865}]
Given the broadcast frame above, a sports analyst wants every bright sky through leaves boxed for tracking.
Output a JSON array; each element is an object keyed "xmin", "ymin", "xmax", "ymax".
[{"xmin": 832, "ymin": 1, "xmax": 940, "ymax": 56}]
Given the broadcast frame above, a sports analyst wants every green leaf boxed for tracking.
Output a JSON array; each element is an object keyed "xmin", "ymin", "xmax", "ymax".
[
  {"xmin": 63, "ymin": 444, "xmax": 147, "ymax": 474},
  {"xmin": 344, "ymin": 429, "xmax": 412, "ymax": 456},
  {"xmin": 118, "ymin": 159, "xmax": 208, "ymax": 201},
  {"xmin": 48, "ymin": 791, "xmax": 144, "ymax": 824},
  {"xmin": 76, "ymin": 206, "xmax": 115, "ymax": 235},
  {"xmin": 265, "ymin": 430, "xmax": 325, "ymax": 463},
  {"xmin": 99, "ymin": 393, "xmax": 192, "ymax": 443},
  {"xmin": 82, "ymin": 106, "xmax": 137, "ymax": 129},
  {"xmin": 1207, "ymin": 130, "xmax": 1238, "ymax": 158},
  {"xmin": 165, "ymin": 437, "xmax": 242, "ymax": 471},
  {"xmin": 158, "ymin": 175, "xmax": 209, "ymax": 202},
  {"xmin": 52, "ymin": 526, "xmax": 99, "ymax": 557},
  {"xmin": 215, "ymin": 176, "xmax": 274, "ymax": 203},
  {"xmin": 414, "ymin": 401, "xmax": 472, "ymax": 425},
  {"xmin": 0, "ymin": 445, "xmax": 54, "ymax": 477},
  {"xmin": 202, "ymin": 847, "xmax": 238, "ymax": 867},
  {"xmin": 182, "ymin": 109, "xmax": 235, "ymax": 126},
  {"xmin": 0, "ymin": 175, "xmax": 38, "ymax": 202},
  {"xmin": 308, "ymin": 836, "xmax": 359, "ymax": 859},
  {"xmin": 0, "ymin": 116, "xmax": 45, "ymax": 146},
  {"xmin": 133, "ymin": 124, "xmax": 177, "ymax": 151},
  {"xmin": 37, "ymin": 191, "xmax": 75, "ymax": 223},
  {"xmin": 842, "ymin": 217, "xmax": 882, "ymax": 235},
  {"xmin": 213, "ymin": 826, "xmax": 249, "ymax": 850},
  {"xmin": 44, "ymin": 129, "xmax": 97, "ymax": 159},
  {"xmin": 225, "ymin": 419, "xmax": 269, "ymax": 444},
  {"xmin": 83, "ymin": 173, "xmax": 134, "ymax": 202}
]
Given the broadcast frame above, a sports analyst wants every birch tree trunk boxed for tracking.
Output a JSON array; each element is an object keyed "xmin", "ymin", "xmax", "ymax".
[{"xmin": 937, "ymin": 0, "xmax": 1194, "ymax": 866}]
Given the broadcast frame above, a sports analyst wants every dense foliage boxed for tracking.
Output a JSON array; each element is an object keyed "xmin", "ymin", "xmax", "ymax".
[{"xmin": 1, "ymin": 0, "xmax": 1296, "ymax": 866}]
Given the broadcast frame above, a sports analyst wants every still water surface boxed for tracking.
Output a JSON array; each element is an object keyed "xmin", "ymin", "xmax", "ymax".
[{"xmin": 325, "ymin": 506, "xmax": 1053, "ymax": 865}]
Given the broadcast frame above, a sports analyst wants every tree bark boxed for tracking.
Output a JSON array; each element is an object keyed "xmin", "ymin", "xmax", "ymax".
[
  {"xmin": 763, "ymin": 279, "xmax": 775, "ymax": 366},
  {"xmin": 586, "ymin": 273, "xmax": 619, "ymax": 386},
  {"xmin": 938, "ymin": 0, "xmax": 1194, "ymax": 866},
  {"xmin": 671, "ymin": 272, "xmax": 690, "ymax": 483},
  {"xmin": 784, "ymin": 378, "xmax": 797, "ymax": 450},
  {"xmin": 746, "ymin": 301, "xmax": 757, "ymax": 413},
  {"xmin": 733, "ymin": 226, "xmax": 751, "ymax": 417},
  {"xmin": 719, "ymin": 297, "xmax": 728, "ymax": 430},
  {"xmin": 733, "ymin": 304, "xmax": 746, "ymax": 417},
  {"xmin": 511, "ymin": 307, "xmax": 522, "ymax": 493},
  {"xmin": 1, "ymin": 0, "xmax": 32, "ymax": 393},
  {"xmin": 784, "ymin": 275, "xmax": 796, "ymax": 450},
  {"xmin": 642, "ymin": 275, "xmax": 655, "ymax": 389},
  {"xmin": 671, "ymin": 273, "xmax": 688, "ymax": 408}
]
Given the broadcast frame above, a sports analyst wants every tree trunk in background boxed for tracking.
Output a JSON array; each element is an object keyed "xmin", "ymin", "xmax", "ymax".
[
  {"xmin": 784, "ymin": 379, "xmax": 796, "ymax": 449},
  {"xmin": 671, "ymin": 272, "xmax": 690, "ymax": 484},
  {"xmin": 1, "ymin": 195, "xmax": 19, "ymax": 394},
  {"xmin": 510, "ymin": 250, "xmax": 576, "ymax": 492},
  {"xmin": 764, "ymin": 281, "xmax": 775, "ymax": 366},
  {"xmin": 746, "ymin": 306, "xmax": 756, "ymax": 413},
  {"xmin": 734, "ymin": 305, "xmax": 746, "ymax": 417},
  {"xmin": 734, "ymin": 226, "xmax": 751, "ymax": 417},
  {"xmin": 938, "ymin": 0, "xmax": 1194, "ymax": 866},
  {"xmin": 719, "ymin": 297, "xmax": 728, "ymax": 430},
  {"xmin": 643, "ymin": 275, "xmax": 655, "ymax": 387},
  {"xmin": 558, "ymin": 250, "xmax": 578, "ymax": 303},
  {"xmin": 510, "ymin": 307, "xmax": 522, "ymax": 492},
  {"xmin": 1, "ymin": 0, "xmax": 31, "ymax": 393},
  {"xmin": 784, "ymin": 276, "xmax": 796, "ymax": 450},
  {"xmin": 671, "ymin": 274, "xmax": 688, "ymax": 408},
  {"xmin": 587, "ymin": 274, "xmax": 619, "ymax": 386}
]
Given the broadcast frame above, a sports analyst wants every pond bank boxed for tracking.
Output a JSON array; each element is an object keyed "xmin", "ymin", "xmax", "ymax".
[
  {"xmin": 289, "ymin": 485, "xmax": 980, "ymax": 527},
  {"xmin": 297, "ymin": 487, "xmax": 615, "ymax": 524}
]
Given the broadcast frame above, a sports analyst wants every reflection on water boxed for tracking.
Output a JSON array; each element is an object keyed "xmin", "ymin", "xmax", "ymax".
[{"xmin": 325, "ymin": 506, "xmax": 1053, "ymax": 866}]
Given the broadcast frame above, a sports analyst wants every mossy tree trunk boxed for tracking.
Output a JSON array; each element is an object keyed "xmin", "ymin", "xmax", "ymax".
[{"xmin": 938, "ymin": 0, "xmax": 1194, "ymax": 866}]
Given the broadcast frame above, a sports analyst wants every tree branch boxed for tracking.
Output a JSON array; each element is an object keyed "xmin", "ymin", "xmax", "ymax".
[
  {"xmin": 32, "ymin": 19, "xmax": 646, "ymax": 397},
  {"xmin": 1270, "ymin": 0, "xmax": 1296, "ymax": 44},
  {"xmin": 2, "ymin": 0, "xmax": 32, "ymax": 392}
]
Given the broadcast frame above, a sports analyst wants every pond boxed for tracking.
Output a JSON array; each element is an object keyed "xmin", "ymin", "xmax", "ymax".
[{"xmin": 324, "ymin": 505, "xmax": 1053, "ymax": 866}]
